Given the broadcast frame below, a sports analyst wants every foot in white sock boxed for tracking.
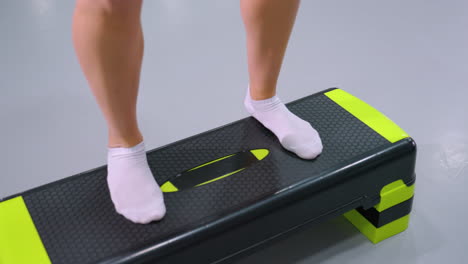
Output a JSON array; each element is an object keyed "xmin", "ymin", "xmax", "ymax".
[
  {"xmin": 107, "ymin": 140, "xmax": 166, "ymax": 224},
  {"xmin": 244, "ymin": 86, "xmax": 323, "ymax": 159}
]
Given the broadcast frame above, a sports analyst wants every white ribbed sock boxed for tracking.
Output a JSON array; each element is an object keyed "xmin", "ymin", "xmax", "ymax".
[
  {"xmin": 244, "ymin": 86, "xmax": 323, "ymax": 159},
  {"xmin": 107, "ymin": 140, "xmax": 166, "ymax": 224}
]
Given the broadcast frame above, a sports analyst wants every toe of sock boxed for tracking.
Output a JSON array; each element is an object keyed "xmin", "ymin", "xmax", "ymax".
[
  {"xmin": 296, "ymin": 143, "xmax": 323, "ymax": 159},
  {"xmin": 116, "ymin": 199, "xmax": 166, "ymax": 224},
  {"xmin": 280, "ymin": 133, "xmax": 323, "ymax": 160},
  {"xmin": 136, "ymin": 209, "xmax": 166, "ymax": 224},
  {"xmin": 118, "ymin": 207, "xmax": 166, "ymax": 224}
]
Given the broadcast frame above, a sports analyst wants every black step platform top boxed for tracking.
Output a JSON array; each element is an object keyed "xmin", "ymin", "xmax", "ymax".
[{"xmin": 3, "ymin": 88, "xmax": 416, "ymax": 264}]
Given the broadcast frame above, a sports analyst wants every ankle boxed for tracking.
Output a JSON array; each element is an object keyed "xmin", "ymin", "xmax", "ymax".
[
  {"xmin": 108, "ymin": 133, "xmax": 144, "ymax": 148},
  {"xmin": 250, "ymin": 90, "xmax": 276, "ymax": 101},
  {"xmin": 248, "ymin": 84, "xmax": 276, "ymax": 100}
]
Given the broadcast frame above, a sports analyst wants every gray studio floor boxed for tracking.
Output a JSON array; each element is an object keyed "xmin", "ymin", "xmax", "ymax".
[{"xmin": 1, "ymin": 1, "xmax": 467, "ymax": 263}]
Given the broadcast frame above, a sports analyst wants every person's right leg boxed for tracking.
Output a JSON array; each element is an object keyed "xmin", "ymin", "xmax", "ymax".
[{"xmin": 72, "ymin": 0, "xmax": 166, "ymax": 224}]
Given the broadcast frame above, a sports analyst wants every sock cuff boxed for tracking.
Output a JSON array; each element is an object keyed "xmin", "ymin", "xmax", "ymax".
[
  {"xmin": 247, "ymin": 84, "xmax": 282, "ymax": 112},
  {"xmin": 108, "ymin": 140, "xmax": 145, "ymax": 156},
  {"xmin": 249, "ymin": 95, "xmax": 282, "ymax": 112}
]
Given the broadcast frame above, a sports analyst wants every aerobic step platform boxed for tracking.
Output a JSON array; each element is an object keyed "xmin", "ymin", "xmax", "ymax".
[{"xmin": 0, "ymin": 88, "xmax": 416, "ymax": 264}]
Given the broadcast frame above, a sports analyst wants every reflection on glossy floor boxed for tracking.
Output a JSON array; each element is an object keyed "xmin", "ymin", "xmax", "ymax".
[{"xmin": 1, "ymin": 0, "xmax": 467, "ymax": 263}]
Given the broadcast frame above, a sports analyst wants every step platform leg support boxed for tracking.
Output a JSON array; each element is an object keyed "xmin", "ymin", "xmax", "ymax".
[{"xmin": 343, "ymin": 179, "xmax": 415, "ymax": 244}]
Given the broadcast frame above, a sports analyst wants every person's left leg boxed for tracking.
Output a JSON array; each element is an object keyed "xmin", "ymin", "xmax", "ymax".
[{"xmin": 240, "ymin": 0, "xmax": 322, "ymax": 159}]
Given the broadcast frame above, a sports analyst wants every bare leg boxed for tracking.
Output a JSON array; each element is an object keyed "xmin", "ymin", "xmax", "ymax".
[
  {"xmin": 240, "ymin": 0, "xmax": 300, "ymax": 100},
  {"xmin": 73, "ymin": 0, "xmax": 144, "ymax": 148},
  {"xmin": 241, "ymin": 0, "xmax": 323, "ymax": 159},
  {"xmin": 73, "ymin": 0, "xmax": 166, "ymax": 224}
]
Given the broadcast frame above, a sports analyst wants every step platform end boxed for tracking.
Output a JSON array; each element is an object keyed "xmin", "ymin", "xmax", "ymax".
[{"xmin": 343, "ymin": 179, "xmax": 415, "ymax": 244}]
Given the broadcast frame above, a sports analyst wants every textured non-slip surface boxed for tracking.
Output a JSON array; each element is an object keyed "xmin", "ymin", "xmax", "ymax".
[{"xmin": 21, "ymin": 90, "xmax": 389, "ymax": 264}]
